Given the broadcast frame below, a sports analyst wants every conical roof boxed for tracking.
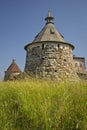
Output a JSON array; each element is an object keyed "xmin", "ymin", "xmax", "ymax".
[
  {"xmin": 25, "ymin": 11, "xmax": 74, "ymax": 50},
  {"xmin": 6, "ymin": 59, "xmax": 21, "ymax": 72},
  {"xmin": 33, "ymin": 11, "xmax": 66, "ymax": 43},
  {"xmin": 33, "ymin": 23, "xmax": 65, "ymax": 42}
]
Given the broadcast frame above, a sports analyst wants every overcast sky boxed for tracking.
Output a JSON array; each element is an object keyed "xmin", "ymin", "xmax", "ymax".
[{"xmin": 0, "ymin": 0, "xmax": 87, "ymax": 80}]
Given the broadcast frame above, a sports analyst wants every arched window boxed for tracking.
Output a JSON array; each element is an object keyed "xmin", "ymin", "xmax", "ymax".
[{"xmin": 80, "ymin": 63, "xmax": 82, "ymax": 67}]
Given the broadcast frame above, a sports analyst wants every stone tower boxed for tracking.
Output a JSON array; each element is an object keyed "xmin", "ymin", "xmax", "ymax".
[
  {"xmin": 4, "ymin": 59, "xmax": 21, "ymax": 81},
  {"xmin": 24, "ymin": 11, "xmax": 78, "ymax": 80}
]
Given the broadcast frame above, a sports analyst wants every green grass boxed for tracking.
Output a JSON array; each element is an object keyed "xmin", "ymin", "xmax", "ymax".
[{"xmin": 0, "ymin": 79, "xmax": 87, "ymax": 130}]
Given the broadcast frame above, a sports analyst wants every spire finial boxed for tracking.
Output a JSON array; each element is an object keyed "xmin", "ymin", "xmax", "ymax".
[
  {"xmin": 45, "ymin": 11, "xmax": 54, "ymax": 24},
  {"xmin": 48, "ymin": 10, "xmax": 51, "ymax": 17},
  {"xmin": 12, "ymin": 59, "xmax": 16, "ymax": 63}
]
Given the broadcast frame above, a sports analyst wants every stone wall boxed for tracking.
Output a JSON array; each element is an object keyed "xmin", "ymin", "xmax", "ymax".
[
  {"xmin": 4, "ymin": 71, "xmax": 21, "ymax": 81},
  {"xmin": 77, "ymin": 72, "xmax": 87, "ymax": 80},
  {"xmin": 25, "ymin": 42, "xmax": 78, "ymax": 80}
]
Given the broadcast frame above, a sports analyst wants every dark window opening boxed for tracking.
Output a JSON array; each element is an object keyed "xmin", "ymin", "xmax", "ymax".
[
  {"xmin": 50, "ymin": 29, "xmax": 54, "ymax": 34},
  {"xmin": 42, "ymin": 44, "xmax": 44, "ymax": 49},
  {"xmin": 64, "ymin": 59, "xmax": 66, "ymax": 62},
  {"xmin": 58, "ymin": 44, "xmax": 60, "ymax": 48},
  {"xmin": 42, "ymin": 57, "xmax": 45, "ymax": 60}
]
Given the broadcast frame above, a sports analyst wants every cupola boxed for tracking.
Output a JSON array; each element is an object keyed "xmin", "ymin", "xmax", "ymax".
[{"xmin": 45, "ymin": 11, "xmax": 54, "ymax": 24}]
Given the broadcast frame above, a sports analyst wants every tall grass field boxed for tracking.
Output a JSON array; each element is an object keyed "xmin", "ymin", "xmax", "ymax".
[{"xmin": 0, "ymin": 79, "xmax": 87, "ymax": 130}]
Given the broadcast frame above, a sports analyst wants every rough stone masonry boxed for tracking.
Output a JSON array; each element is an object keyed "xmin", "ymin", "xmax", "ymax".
[{"xmin": 24, "ymin": 11, "xmax": 78, "ymax": 80}]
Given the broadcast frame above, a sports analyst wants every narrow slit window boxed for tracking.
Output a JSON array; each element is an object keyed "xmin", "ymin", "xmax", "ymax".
[
  {"xmin": 42, "ymin": 44, "xmax": 44, "ymax": 49},
  {"xmin": 58, "ymin": 44, "xmax": 60, "ymax": 48}
]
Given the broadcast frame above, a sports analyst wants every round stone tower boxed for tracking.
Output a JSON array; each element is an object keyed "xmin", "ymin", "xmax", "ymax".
[
  {"xmin": 24, "ymin": 11, "xmax": 78, "ymax": 80},
  {"xmin": 4, "ymin": 59, "xmax": 21, "ymax": 81}
]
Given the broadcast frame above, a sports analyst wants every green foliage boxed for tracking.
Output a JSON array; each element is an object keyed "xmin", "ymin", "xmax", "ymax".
[{"xmin": 0, "ymin": 79, "xmax": 87, "ymax": 130}]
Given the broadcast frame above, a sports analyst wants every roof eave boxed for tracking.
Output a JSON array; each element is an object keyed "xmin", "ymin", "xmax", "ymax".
[{"xmin": 24, "ymin": 41, "xmax": 75, "ymax": 50}]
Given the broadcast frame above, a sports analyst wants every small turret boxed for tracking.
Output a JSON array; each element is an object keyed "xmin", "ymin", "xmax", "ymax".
[{"xmin": 4, "ymin": 59, "xmax": 21, "ymax": 81}]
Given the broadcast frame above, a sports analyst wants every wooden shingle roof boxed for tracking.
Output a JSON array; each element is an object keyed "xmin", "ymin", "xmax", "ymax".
[
  {"xmin": 6, "ymin": 59, "xmax": 21, "ymax": 72},
  {"xmin": 33, "ymin": 11, "xmax": 66, "ymax": 43},
  {"xmin": 24, "ymin": 11, "xmax": 74, "ymax": 50}
]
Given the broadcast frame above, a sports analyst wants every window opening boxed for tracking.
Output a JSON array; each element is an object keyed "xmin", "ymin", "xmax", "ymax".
[
  {"xmin": 42, "ymin": 44, "xmax": 44, "ymax": 49},
  {"xmin": 80, "ymin": 63, "xmax": 82, "ymax": 67},
  {"xmin": 64, "ymin": 59, "xmax": 66, "ymax": 62},
  {"xmin": 58, "ymin": 44, "xmax": 60, "ymax": 48},
  {"xmin": 50, "ymin": 29, "xmax": 54, "ymax": 34}
]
